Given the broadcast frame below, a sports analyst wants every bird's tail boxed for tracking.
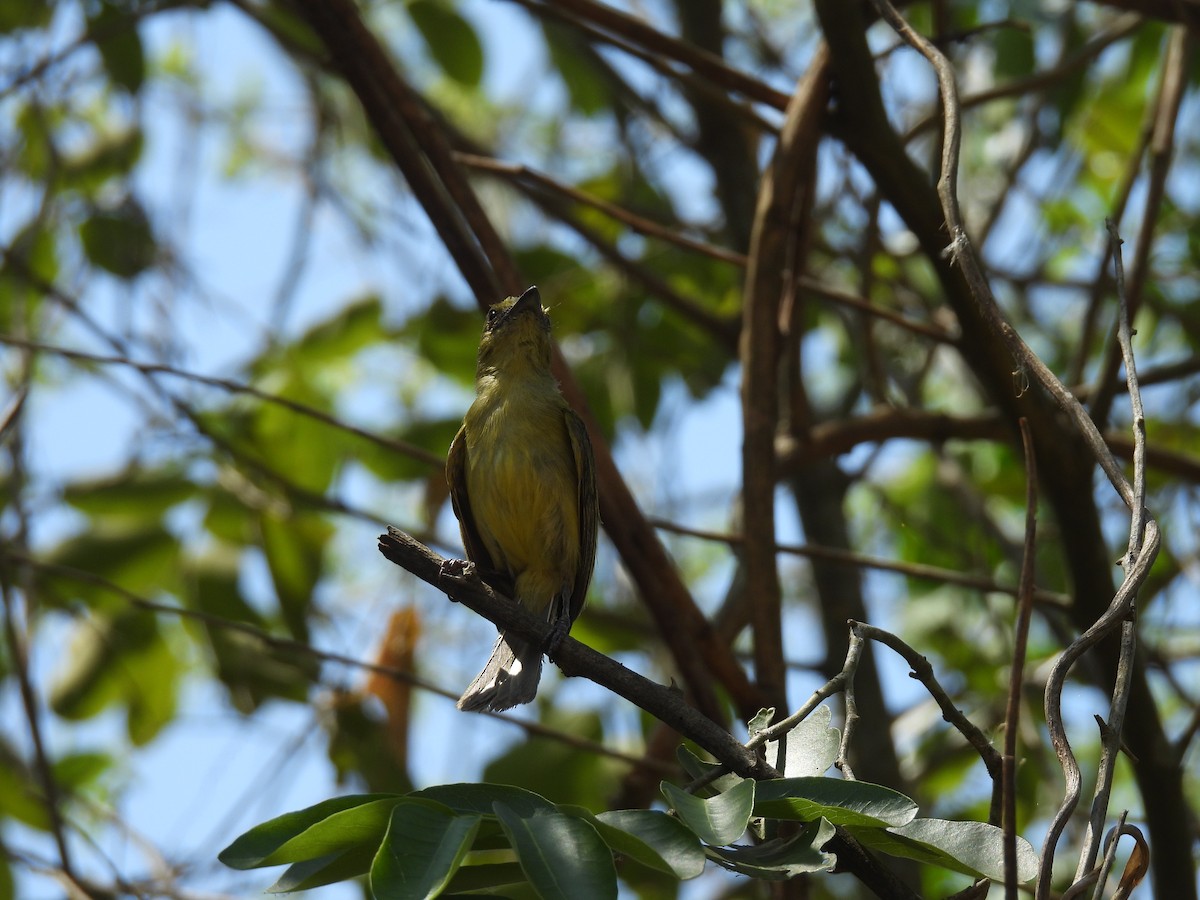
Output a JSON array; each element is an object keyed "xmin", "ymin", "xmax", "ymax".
[{"xmin": 456, "ymin": 631, "xmax": 542, "ymax": 712}]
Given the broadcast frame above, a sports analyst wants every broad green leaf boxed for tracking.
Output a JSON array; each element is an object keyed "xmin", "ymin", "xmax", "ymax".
[
  {"xmin": 674, "ymin": 745, "xmax": 743, "ymax": 796},
  {"xmin": 219, "ymin": 794, "xmax": 401, "ymax": 869},
  {"xmin": 88, "ymin": 2, "xmax": 145, "ymax": 93},
  {"xmin": 408, "ymin": 0, "xmax": 484, "ymax": 87},
  {"xmin": 708, "ymin": 820, "xmax": 836, "ymax": 880},
  {"xmin": 259, "ymin": 510, "xmax": 332, "ymax": 641},
  {"xmin": 370, "ymin": 800, "xmax": 479, "ymax": 900},
  {"xmin": 0, "ymin": 0, "xmax": 50, "ymax": 32},
  {"xmin": 542, "ymin": 21, "xmax": 610, "ymax": 116},
  {"xmin": 493, "ymin": 804, "xmax": 616, "ymax": 900},
  {"xmin": 442, "ymin": 862, "xmax": 527, "ymax": 894},
  {"xmin": 52, "ymin": 751, "xmax": 112, "ymax": 790},
  {"xmin": 0, "ymin": 745, "xmax": 50, "ymax": 830},
  {"xmin": 184, "ymin": 555, "xmax": 316, "ymax": 711},
  {"xmin": 63, "ymin": 468, "xmax": 196, "ymax": 522},
  {"xmin": 753, "ymin": 777, "xmax": 917, "ymax": 828},
  {"xmin": 412, "ymin": 783, "xmax": 556, "ymax": 819},
  {"xmin": 850, "ymin": 818, "xmax": 1037, "ymax": 883},
  {"xmin": 49, "ymin": 609, "xmax": 183, "ymax": 744},
  {"xmin": 992, "ymin": 26, "xmax": 1034, "ymax": 81},
  {"xmin": 766, "ymin": 704, "xmax": 840, "ymax": 778},
  {"xmin": 399, "ymin": 296, "xmax": 480, "ymax": 384},
  {"xmin": 268, "ymin": 843, "xmax": 378, "ymax": 893},
  {"xmin": 660, "ymin": 778, "xmax": 754, "ymax": 846},
  {"xmin": 747, "ymin": 707, "xmax": 775, "ymax": 738},
  {"xmin": 591, "ymin": 808, "xmax": 706, "ymax": 879},
  {"xmin": 283, "ymin": 295, "xmax": 384, "ymax": 368},
  {"xmin": 42, "ymin": 522, "xmax": 180, "ymax": 612},
  {"xmin": 78, "ymin": 200, "xmax": 156, "ymax": 278}
]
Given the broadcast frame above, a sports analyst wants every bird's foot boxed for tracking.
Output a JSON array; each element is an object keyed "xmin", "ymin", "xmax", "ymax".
[
  {"xmin": 544, "ymin": 611, "xmax": 572, "ymax": 656},
  {"xmin": 438, "ymin": 558, "xmax": 477, "ymax": 601}
]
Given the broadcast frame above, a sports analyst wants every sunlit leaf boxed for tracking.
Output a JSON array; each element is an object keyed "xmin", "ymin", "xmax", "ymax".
[
  {"xmin": 370, "ymin": 799, "xmax": 480, "ymax": 899},
  {"xmin": 754, "ymin": 778, "xmax": 918, "ymax": 828},
  {"xmin": 494, "ymin": 803, "xmax": 617, "ymax": 900},
  {"xmin": 661, "ymin": 778, "xmax": 754, "ymax": 846},
  {"xmin": 408, "ymin": 0, "xmax": 484, "ymax": 88}
]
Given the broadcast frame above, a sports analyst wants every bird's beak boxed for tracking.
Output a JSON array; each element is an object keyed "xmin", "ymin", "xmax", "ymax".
[{"xmin": 511, "ymin": 286, "xmax": 541, "ymax": 317}]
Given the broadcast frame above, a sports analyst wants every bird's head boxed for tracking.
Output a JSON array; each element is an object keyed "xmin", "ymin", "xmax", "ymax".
[{"xmin": 476, "ymin": 286, "xmax": 554, "ymax": 376}]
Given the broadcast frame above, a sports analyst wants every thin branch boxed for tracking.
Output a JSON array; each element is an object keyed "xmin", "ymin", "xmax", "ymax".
[
  {"xmin": 514, "ymin": 0, "xmax": 792, "ymax": 110},
  {"xmin": 739, "ymin": 44, "xmax": 831, "ymax": 713},
  {"xmin": 9, "ymin": 551, "xmax": 667, "ymax": 776},
  {"xmin": 1036, "ymin": 520, "xmax": 1160, "ymax": 900},
  {"xmin": 0, "ymin": 334, "xmax": 444, "ymax": 466},
  {"xmin": 866, "ymin": 0, "xmax": 1136, "ymax": 511},
  {"xmin": 1071, "ymin": 220, "xmax": 1153, "ymax": 882},
  {"xmin": 377, "ymin": 527, "xmax": 776, "ymax": 780},
  {"xmin": 1003, "ymin": 419, "xmax": 1037, "ymax": 897},
  {"xmin": 650, "ymin": 516, "xmax": 1071, "ymax": 607},
  {"xmin": 1088, "ymin": 26, "xmax": 1193, "ymax": 426},
  {"xmin": 455, "ymin": 152, "xmax": 749, "ymax": 267},
  {"xmin": 852, "ymin": 621, "xmax": 1003, "ymax": 791}
]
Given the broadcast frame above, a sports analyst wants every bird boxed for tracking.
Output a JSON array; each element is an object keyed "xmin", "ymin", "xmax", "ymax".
[{"xmin": 446, "ymin": 286, "xmax": 598, "ymax": 712}]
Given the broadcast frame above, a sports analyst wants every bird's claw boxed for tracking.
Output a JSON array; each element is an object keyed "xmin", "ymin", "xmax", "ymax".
[{"xmin": 543, "ymin": 612, "xmax": 572, "ymax": 656}]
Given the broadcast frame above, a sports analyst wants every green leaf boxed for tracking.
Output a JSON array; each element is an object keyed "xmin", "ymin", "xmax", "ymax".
[
  {"xmin": 184, "ymin": 555, "xmax": 317, "ymax": 711},
  {"xmin": 747, "ymin": 707, "xmax": 775, "ymax": 738},
  {"xmin": 753, "ymin": 778, "xmax": 918, "ymax": 828},
  {"xmin": 591, "ymin": 808, "xmax": 706, "ymax": 879},
  {"xmin": 766, "ymin": 704, "xmax": 840, "ymax": 778},
  {"xmin": 412, "ymin": 783, "xmax": 556, "ymax": 819},
  {"xmin": 87, "ymin": 2, "xmax": 145, "ymax": 93},
  {"xmin": 0, "ymin": 0, "xmax": 50, "ymax": 33},
  {"xmin": 708, "ymin": 820, "xmax": 836, "ymax": 880},
  {"xmin": 63, "ymin": 468, "xmax": 196, "ymax": 523},
  {"xmin": 42, "ymin": 522, "xmax": 180, "ymax": 613},
  {"xmin": 542, "ymin": 21, "xmax": 610, "ymax": 116},
  {"xmin": 851, "ymin": 818, "xmax": 1038, "ymax": 883},
  {"xmin": 370, "ymin": 799, "xmax": 480, "ymax": 900},
  {"xmin": 78, "ymin": 199, "xmax": 156, "ymax": 278},
  {"xmin": 992, "ymin": 26, "xmax": 1034, "ymax": 81},
  {"xmin": 674, "ymin": 745, "xmax": 743, "ymax": 797},
  {"xmin": 442, "ymin": 862, "xmax": 527, "ymax": 894},
  {"xmin": 285, "ymin": 295, "xmax": 384, "ymax": 368},
  {"xmin": 493, "ymin": 804, "xmax": 617, "ymax": 900},
  {"xmin": 408, "ymin": 0, "xmax": 484, "ymax": 88},
  {"xmin": 259, "ymin": 511, "xmax": 332, "ymax": 641},
  {"xmin": 268, "ymin": 843, "xmax": 378, "ymax": 893},
  {"xmin": 660, "ymin": 778, "xmax": 754, "ymax": 846},
  {"xmin": 49, "ymin": 609, "xmax": 183, "ymax": 745},
  {"xmin": 218, "ymin": 794, "xmax": 402, "ymax": 869}
]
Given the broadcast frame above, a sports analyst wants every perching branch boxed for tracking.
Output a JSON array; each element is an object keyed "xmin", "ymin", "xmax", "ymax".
[{"xmin": 377, "ymin": 527, "xmax": 775, "ymax": 780}]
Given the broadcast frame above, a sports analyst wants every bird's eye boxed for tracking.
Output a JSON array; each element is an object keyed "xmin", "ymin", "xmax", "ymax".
[{"xmin": 485, "ymin": 308, "xmax": 500, "ymax": 327}]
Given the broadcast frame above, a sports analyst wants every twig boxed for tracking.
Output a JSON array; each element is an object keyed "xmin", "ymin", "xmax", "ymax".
[
  {"xmin": 1035, "ymin": 520, "xmax": 1160, "ymax": 900},
  {"xmin": 650, "ymin": 517, "xmax": 1071, "ymax": 608},
  {"xmin": 1003, "ymin": 419, "xmax": 1037, "ymax": 897},
  {"xmin": 866, "ymin": 0, "xmax": 1137, "ymax": 512},
  {"xmin": 8, "ymin": 551, "xmax": 666, "ymax": 776},
  {"xmin": 852, "ymin": 622, "xmax": 1003, "ymax": 789},
  {"xmin": 1088, "ymin": 27, "xmax": 1193, "ymax": 426},
  {"xmin": 377, "ymin": 527, "xmax": 776, "ymax": 779},
  {"xmin": 739, "ymin": 45, "xmax": 831, "ymax": 713},
  {"xmin": 455, "ymin": 152, "xmax": 749, "ymax": 267},
  {"xmin": 1070, "ymin": 221, "xmax": 1152, "ymax": 882},
  {"xmin": 513, "ymin": 0, "xmax": 791, "ymax": 110},
  {"xmin": 0, "ymin": 334, "xmax": 444, "ymax": 466}
]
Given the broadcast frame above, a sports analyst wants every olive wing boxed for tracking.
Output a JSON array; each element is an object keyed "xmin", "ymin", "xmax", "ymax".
[
  {"xmin": 565, "ymin": 409, "xmax": 599, "ymax": 623},
  {"xmin": 446, "ymin": 425, "xmax": 497, "ymax": 574}
]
